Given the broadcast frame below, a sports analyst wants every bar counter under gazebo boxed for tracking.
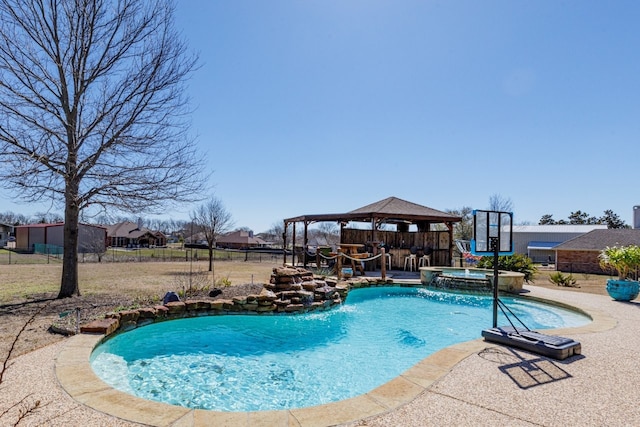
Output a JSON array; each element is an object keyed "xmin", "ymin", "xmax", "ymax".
[{"xmin": 283, "ymin": 196, "xmax": 462, "ymax": 275}]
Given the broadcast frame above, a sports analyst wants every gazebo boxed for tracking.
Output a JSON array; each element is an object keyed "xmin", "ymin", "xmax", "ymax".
[{"xmin": 283, "ymin": 196, "xmax": 462, "ymax": 269}]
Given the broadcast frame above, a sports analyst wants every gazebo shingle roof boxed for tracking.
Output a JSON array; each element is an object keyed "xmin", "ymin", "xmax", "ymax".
[
  {"xmin": 284, "ymin": 196, "xmax": 461, "ymax": 224},
  {"xmin": 348, "ymin": 197, "xmax": 460, "ymax": 221}
]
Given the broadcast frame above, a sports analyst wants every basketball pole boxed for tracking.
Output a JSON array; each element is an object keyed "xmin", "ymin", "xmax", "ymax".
[
  {"xmin": 490, "ymin": 237, "xmax": 499, "ymax": 328},
  {"xmin": 472, "ymin": 209, "xmax": 513, "ymax": 330}
]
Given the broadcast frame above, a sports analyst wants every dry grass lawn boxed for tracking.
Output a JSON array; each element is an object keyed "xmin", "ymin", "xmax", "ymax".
[{"xmin": 1, "ymin": 260, "xmax": 276, "ymax": 304}]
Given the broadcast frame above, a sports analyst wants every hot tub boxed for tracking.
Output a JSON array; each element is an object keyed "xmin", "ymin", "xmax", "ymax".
[{"xmin": 420, "ymin": 266, "xmax": 525, "ymax": 294}]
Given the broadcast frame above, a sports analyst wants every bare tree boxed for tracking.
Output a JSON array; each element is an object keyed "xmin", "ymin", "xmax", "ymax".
[
  {"xmin": 191, "ymin": 197, "xmax": 234, "ymax": 276},
  {"xmin": 488, "ymin": 194, "xmax": 513, "ymax": 213},
  {"xmin": 78, "ymin": 225, "xmax": 107, "ymax": 262},
  {"xmin": 0, "ymin": 211, "xmax": 29, "ymax": 225},
  {"xmin": 447, "ymin": 206, "xmax": 474, "ymax": 241},
  {"xmin": 0, "ymin": 0, "xmax": 204, "ymax": 298},
  {"xmin": 315, "ymin": 222, "xmax": 340, "ymax": 246},
  {"xmin": 33, "ymin": 211, "xmax": 64, "ymax": 224},
  {"xmin": 264, "ymin": 222, "xmax": 286, "ymax": 248}
]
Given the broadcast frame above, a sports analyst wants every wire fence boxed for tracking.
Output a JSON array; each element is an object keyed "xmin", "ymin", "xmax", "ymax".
[
  {"xmin": 0, "ymin": 247, "xmax": 287, "ymax": 265},
  {"xmin": 33, "ymin": 243, "xmax": 63, "ymax": 258}
]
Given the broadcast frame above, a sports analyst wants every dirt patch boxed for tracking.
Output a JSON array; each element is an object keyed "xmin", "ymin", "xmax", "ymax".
[{"xmin": 529, "ymin": 268, "xmax": 609, "ymax": 296}]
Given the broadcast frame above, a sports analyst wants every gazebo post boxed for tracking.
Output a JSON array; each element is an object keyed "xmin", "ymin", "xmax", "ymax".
[
  {"xmin": 282, "ymin": 220, "xmax": 288, "ymax": 266},
  {"xmin": 303, "ymin": 221, "xmax": 309, "ymax": 267},
  {"xmin": 447, "ymin": 222, "xmax": 454, "ymax": 267},
  {"xmin": 371, "ymin": 217, "xmax": 376, "ymax": 244},
  {"xmin": 292, "ymin": 222, "xmax": 297, "ymax": 266}
]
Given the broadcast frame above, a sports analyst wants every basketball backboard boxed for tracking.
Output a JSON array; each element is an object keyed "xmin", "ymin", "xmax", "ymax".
[{"xmin": 471, "ymin": 210, "xmax": 514, "ymax": 256}]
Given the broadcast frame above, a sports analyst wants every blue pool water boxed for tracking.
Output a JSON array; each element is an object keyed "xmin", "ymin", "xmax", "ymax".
[{"xmin": 90, "ymin": 287, "xmax": 589, "ymax": 412}]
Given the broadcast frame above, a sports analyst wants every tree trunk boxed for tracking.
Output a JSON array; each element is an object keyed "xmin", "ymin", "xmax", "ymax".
[
  {"xmin": 209, "ymin": 247, "xmax": 216, "ymax": 281},
  {"xmin": 58, "ymin": 189, "xmax": 80, "ymax": 298}
]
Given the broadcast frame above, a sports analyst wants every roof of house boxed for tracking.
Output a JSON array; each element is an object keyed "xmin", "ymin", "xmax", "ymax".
[
  {"xmin": 15, "ymin": 223, "xmax": 106, "ymax": 230},
  {"xmin": 284, "ymin": 196, "xmax": 461, "ymax": 224},
  {"xmin": 513, "ymin": 224, "xmax": 608, "ymax": 233},
  {"xmin": 105, "ymin": 221, "xmax": 162, "ymax": 239},
  {"xmin": 554, "ymin": 229, "xmax": 640, "ymax": 251},
  {"xmin": 527, "ymin": 241, "xmax": 563, "ymax": 250},
  {"xmin": 217, "ymin": 230, "xmax": 267, "ymax": 245},
  {"xmin": 308, "ymin": 236, "xmax": 331, "ymax": 247},
  {"xmin": 15, "ymin": 223, "xmax": 62, "ymax": 228}
]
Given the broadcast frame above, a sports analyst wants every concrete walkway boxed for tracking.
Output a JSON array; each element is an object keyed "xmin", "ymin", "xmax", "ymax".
[
  {"xmin": 2, "ymin": 285, "xmax": 639, "ymax": 426},
  {"xmin": 347, "ymin": 287, "xmax": 640, "ymax": 426}
]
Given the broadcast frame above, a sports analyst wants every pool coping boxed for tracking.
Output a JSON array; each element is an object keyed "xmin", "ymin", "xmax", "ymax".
[{"xmin": 55, "ymin": 285, "xmax": 615, "ymax": 427}]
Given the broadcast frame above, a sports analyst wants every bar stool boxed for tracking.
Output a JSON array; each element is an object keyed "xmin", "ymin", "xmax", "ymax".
[
  {"xmin": 404, "ymin": 254, "xmax": 417, "ymax": 271},
  {"xmin": 419, "ymin": 254, "xmax": 431, "ymax": 267},
  {"xmin": 385, "ymin": 253, "xmax": 392, "ymax": 270}
]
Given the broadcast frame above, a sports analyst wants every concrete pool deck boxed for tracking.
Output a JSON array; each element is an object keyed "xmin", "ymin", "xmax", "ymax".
[{"xmin": 4, "ymin": 285, "xmax": 640, "ymax": 426}]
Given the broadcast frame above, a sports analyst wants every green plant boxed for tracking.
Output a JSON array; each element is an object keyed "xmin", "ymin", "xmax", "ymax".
[
  {"xmin": 215, "ymin": 275, "xmax": 232, "ymax": 288},
  {"xmin": 549, "ymin": 272, "xmax": 578, "ymax": 287},
  {"xmin": 476, "ymin": 253, "xmax": 537, "ymax": 283},
  {"xmin": 599, "ymin": 245, "xmax": 640, "ymax": 280}
]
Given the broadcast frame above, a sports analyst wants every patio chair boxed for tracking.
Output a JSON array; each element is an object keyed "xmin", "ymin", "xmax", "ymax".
[{"xmin": 404, "ymin": 254, "xmax": 417, "ymax": 271}]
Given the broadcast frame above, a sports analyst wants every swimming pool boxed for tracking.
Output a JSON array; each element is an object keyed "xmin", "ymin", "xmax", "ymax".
[{"xmin": 90, "ymin": 286, "xmax": 589, "ymax": 412}]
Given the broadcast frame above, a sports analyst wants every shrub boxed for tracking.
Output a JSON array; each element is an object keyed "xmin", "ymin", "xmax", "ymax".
[
  {"xmin": 476, "ymin": 253, "xmax": 537, "ymax": 283},
  {"xmin": 172, "ymin": 268, "xmax": 212, "ymax": 298},
  {"xmin": 215, "ymin": 275, "xmax": 232, "ymax": 288},
  {"xmin": 549, "ymin": 272, "xmax": 579, "ymax": 287}
]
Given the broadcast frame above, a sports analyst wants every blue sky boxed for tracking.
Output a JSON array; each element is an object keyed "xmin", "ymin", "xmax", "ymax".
[{"xmin": 2, "ymin": 0, "xmax": 639, "ymax": 232}]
